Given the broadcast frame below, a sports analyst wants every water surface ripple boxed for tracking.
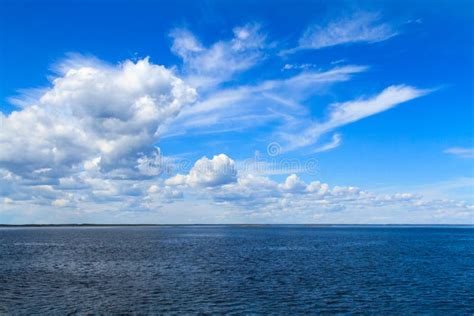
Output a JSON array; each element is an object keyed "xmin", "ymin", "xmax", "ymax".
[{"xmin": 1, "ymin": 226, "xmax": 473, "ymax": 314}]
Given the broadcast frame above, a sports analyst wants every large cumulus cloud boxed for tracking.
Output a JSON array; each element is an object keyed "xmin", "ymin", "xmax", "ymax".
[{"xmin": 0, "ymin": 57, "xmax": 197, "ymax": 178}]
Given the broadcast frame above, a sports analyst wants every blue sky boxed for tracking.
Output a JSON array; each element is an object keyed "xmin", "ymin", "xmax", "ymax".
[{"xmin": 0, "ymin": 0, "xmax": 473, "ymax": 224}]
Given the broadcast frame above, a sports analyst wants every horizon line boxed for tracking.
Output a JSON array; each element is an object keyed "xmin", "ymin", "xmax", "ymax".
[{"xmin": 1, "ymin": 223, "xmax": 473, "ymax": 227}]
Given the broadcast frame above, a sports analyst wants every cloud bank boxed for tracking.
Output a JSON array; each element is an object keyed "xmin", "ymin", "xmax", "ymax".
[{"xmin": 165, "ymin": 154, "xmax": 474, "ymax": 221}]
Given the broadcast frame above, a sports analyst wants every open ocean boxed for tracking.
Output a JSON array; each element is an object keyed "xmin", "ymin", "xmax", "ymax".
[{"xmin": 0, "ymin": 225, "xmax": 473, "ymax": 314}]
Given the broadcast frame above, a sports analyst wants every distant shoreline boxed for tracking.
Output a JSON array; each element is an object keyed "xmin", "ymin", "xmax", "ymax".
[{"xmin": 0, "ymin": 224, "xmax": 472, "ymax": 228}]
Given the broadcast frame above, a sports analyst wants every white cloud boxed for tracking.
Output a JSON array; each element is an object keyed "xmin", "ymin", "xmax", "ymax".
[
  {"xmin": 0, "ymin": 56, "xmax": 198, "ymax": 214},
  {"xmin": 286, "ymin": 85, "xmax": 431, "ymax": 150},
  {"xmin": 306, "ymin": 181, "xmax": 329, "ymax": 195},
  {"xmin": 313, "ymin": 133, "xmax": 342, "ymax": 153},
  {"xmin": 282, "ymin": 63, "xmax": 317, "ymax": 71},
  {"xmin": 444, "ymin": 147, "xmax": 474, "ymax": 159},
  {"xmin": 162, "ymin": 65, "xmax": 367, "ymax": 137},
  {"xmin": 166, "ymin": 24, "xmax": 428, "ymax": 155},
  {"xmin": 146, "ymin": 184, "xmax": 183, "ymax": 201},
  {"xmin": 170, "ymin": 23, "xmax": 267, "ymax": 88},
  {"xmin": 299, "ymin": 11, "xmax": 397, "ymax": 50},
  {"xmin": 323, "ymin": 85, "xmax": 429, "ymax": 127},
  {"xmin": 165, "ymin": 26, "xmax": 381, "ymax": 152},
  {"xmin": 165, "ymin": 154, "xmax": 473, "ymax": 221},
  {"xmin": 52, "ymin": 198, "xmax": 69, "ymax": 207},
  {"xmin": 279, "ymin": 174, "xmax": 307, "ymax": 193},
  {"xmin": 165, "ymin": 154, "xmax": 237, "ymax": 187},
  {"xmin": 0, "ymin": 57, "xmax": 196, "ymax": 178}
]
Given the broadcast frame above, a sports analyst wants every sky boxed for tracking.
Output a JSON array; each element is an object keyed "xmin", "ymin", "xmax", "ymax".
[{"xmin": 0, "ymin": 0, "xmax": 473, "ymax": 224}]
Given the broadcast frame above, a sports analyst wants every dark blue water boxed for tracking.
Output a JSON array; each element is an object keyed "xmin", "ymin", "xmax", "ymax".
[{"xmin": 0, "ymin": 226, "xmax": 473, "ymax": 314}]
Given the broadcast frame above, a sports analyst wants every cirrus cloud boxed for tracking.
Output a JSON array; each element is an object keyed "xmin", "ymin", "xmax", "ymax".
[
  {"xmin": 444, "ymin": 147, "xmax": 474, "ymax": 159},
  {"xmin": 298, "ymin": 11, "xmax": 397, "ymax": 50},
  {"xmin": 170, "ymin": 23, "xmax": 267, "ymax": 88}
]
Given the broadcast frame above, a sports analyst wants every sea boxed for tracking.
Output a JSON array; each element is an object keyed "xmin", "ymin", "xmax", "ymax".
[{"xmin": 0, "ymin": 225, "xmax": 473, "ymax": 314}]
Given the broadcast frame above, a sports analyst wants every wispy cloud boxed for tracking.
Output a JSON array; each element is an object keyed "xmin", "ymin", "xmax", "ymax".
[
  {"xmin": 285, "ymin": 85, "xmax": 432, "ymax": 150},
  {"xmin": 313, "ymin": 133, "xmax": 342, "ymax": 153},
  {"xmin": 161, "ymin": 65, "xmax": 367, "ymax": 137},
  {"xmin": 170, "ymin": 23, "xmax": 267, "ymax": 88},
  {"xmin": 298, "ymin": 11, "xmax": 397, "ymax": 50},
  {"xmin": 444, "ymin": 147, "xmax": 474, "ymax": 158}
]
